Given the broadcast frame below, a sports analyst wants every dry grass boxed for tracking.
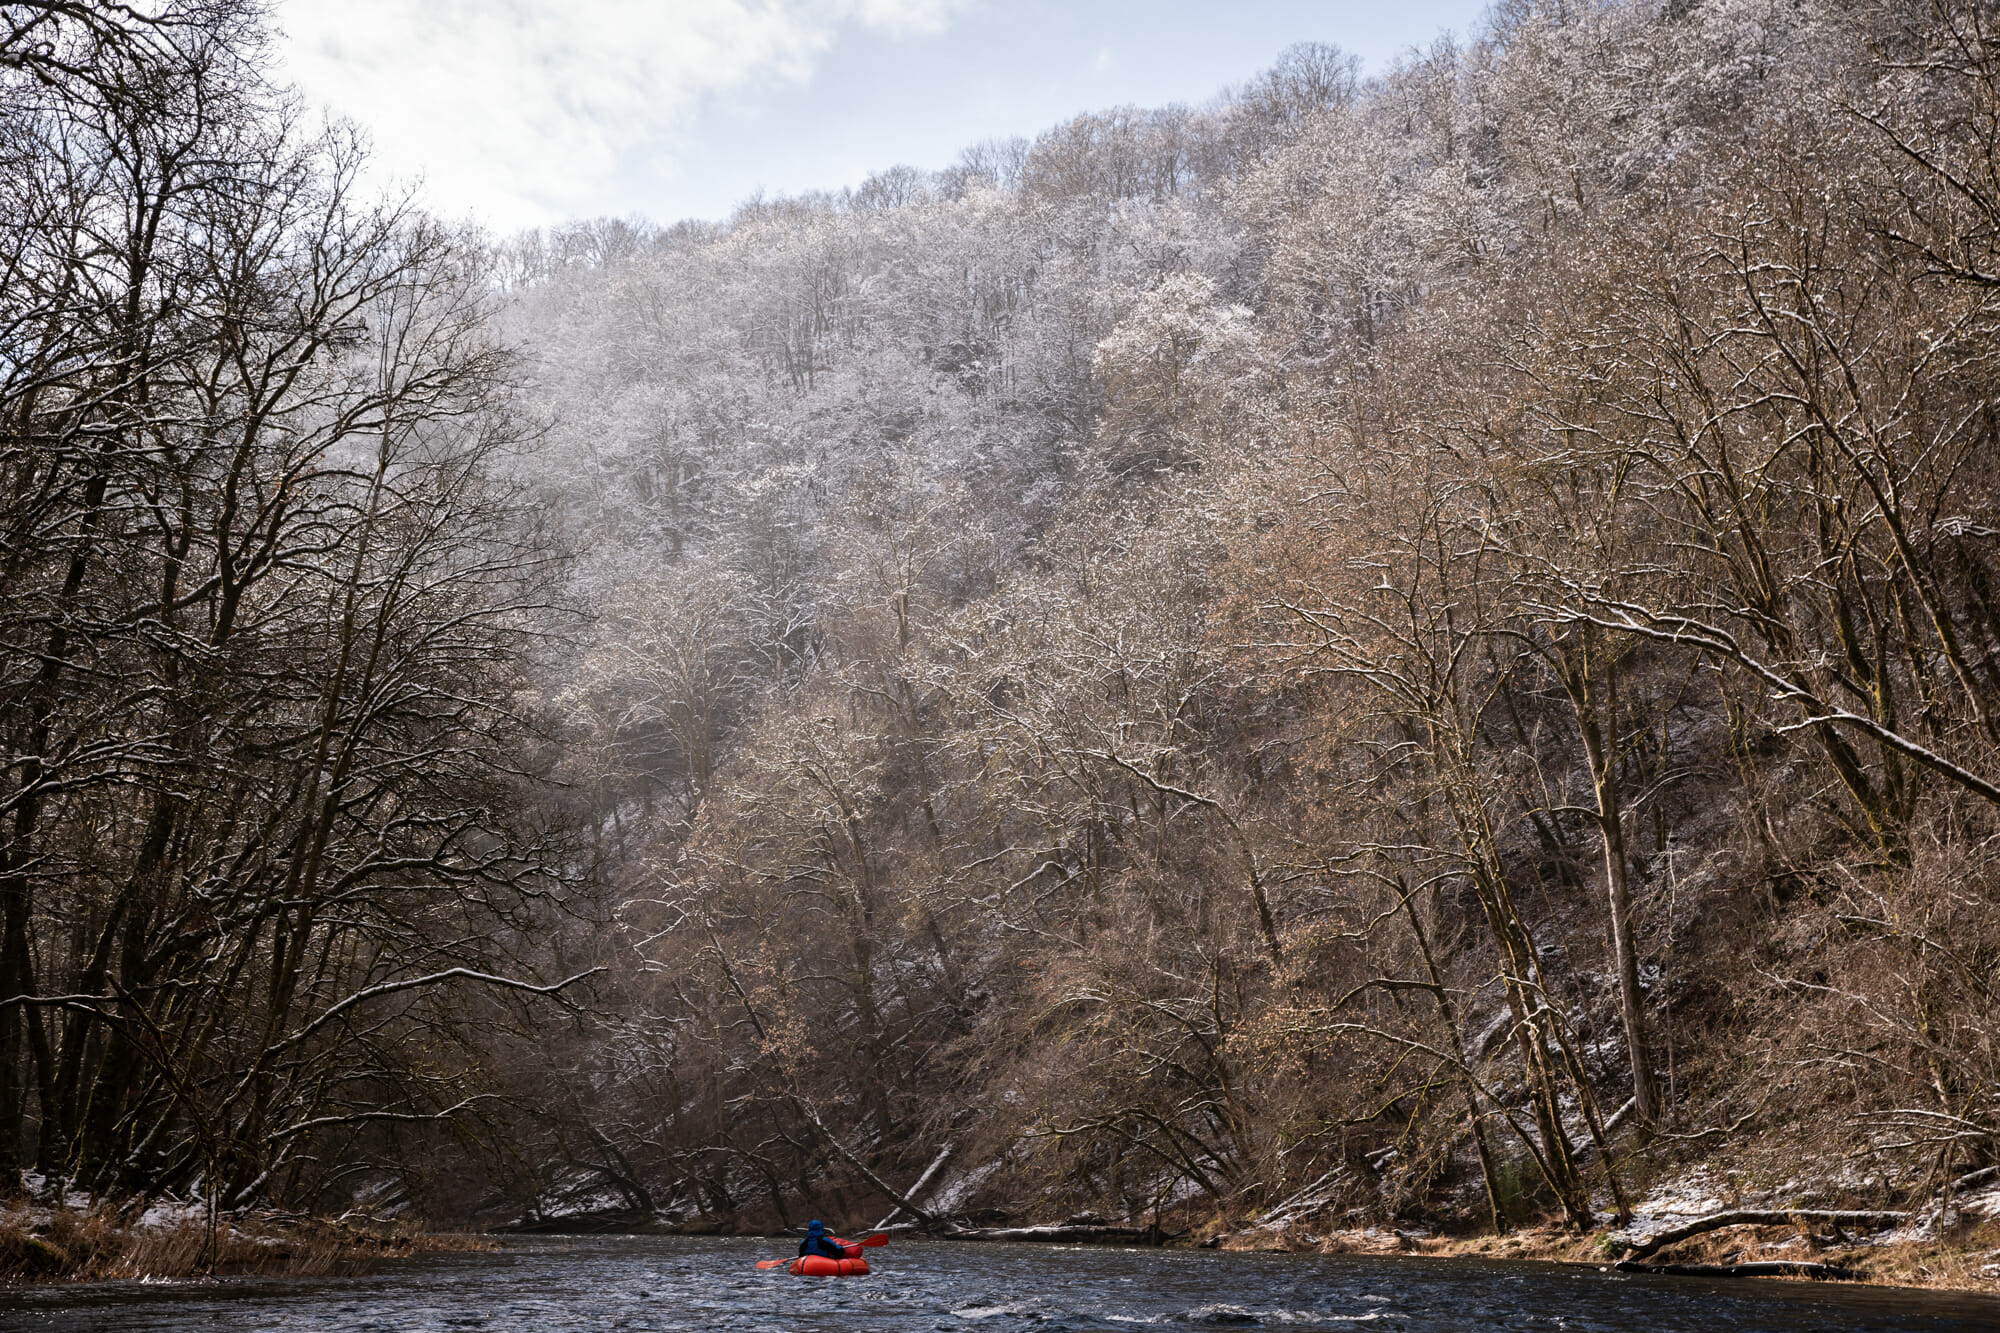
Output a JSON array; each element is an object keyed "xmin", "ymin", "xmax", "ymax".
[
  {"xmin": 0, "ymin": 1203, "xmax": 494, "ymax": 1284},
  {"xmin": 1203, "ymin": 1215, "xmax": 2000, "ymax": 1296}
]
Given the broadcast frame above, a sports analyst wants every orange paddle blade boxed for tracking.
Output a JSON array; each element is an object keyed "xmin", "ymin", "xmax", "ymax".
[
  {"xmin": 831, "ymin": 1232, "xmax": 889, "ymax": 1251},
  {"xmin": 755, "ymin": 1258, "xmax": 791, "ymax": 1269},
  {"xmin": 828, "ymin": 1224, "xmax": 892, "ymax": 1248}
]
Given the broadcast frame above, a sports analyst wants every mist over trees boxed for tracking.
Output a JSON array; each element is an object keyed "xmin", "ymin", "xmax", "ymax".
[
  {"xmin": 4, "ymin": 0, "xmax": 1999, "ymax": 1237},
  {"xmin": 0, "ymin": 0, "xmax": 591, "ymax": 1212}
]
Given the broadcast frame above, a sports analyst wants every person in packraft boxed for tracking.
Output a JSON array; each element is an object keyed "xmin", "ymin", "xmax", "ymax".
[{"xmin": 798, "ymin": 1219, "xmax": 845, "ymax": 1260}]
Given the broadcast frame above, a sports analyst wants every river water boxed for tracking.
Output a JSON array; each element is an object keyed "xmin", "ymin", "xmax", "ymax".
[{"xmin": 1, "ymin": 1235, "xmax": 1996, "ymax": 1332}]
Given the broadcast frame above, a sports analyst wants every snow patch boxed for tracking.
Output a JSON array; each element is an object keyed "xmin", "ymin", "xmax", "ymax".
[
  {"xmin": 926, "ymin": 1159, "xmax": 1002, "ymax": 1215},
  {"xmin": 138, "ymin": 1200, "xmax": 205, "ymax": 1230},
  {"xmin": 1957, "ymin": 1184, "xmax": 2000, "ymax": 1221}
]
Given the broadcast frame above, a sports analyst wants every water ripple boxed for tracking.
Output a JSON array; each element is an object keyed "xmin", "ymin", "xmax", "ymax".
[{"xmin": 0, "ymin": 1235, "xmax": 1995, "ymax": 1332}]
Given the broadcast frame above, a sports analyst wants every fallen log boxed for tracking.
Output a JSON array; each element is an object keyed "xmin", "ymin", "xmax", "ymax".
[
  {"xmin": 942, "ymin": 1223, "xmax": 1174, "ymax": 1245},
  {"xmin": 495, "ymin": 1209, "xmax": 665, "ymax": 1234},
  {"xmin": 1615, "ymin": 1259, "xmax": 1858, "ymax": 1280},
  {"xmin": 796, "ymin": 1102, "xmax": 944, "ymax": 1229},
  {"xmin": 872, "ymin": 1142, "xmax": 954, "ymax": 1232},
  {"xmin": 1624, "ymin": 1210, "xmax": 1906, "ymax": 1261}
]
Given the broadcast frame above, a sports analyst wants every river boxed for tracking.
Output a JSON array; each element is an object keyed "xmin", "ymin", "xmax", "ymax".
[{"xmin": 1, "ymin": 1235, "xmax": 1996, "ymax": 1331}]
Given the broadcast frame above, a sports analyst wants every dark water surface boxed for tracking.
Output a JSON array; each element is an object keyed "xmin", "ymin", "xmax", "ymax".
[{"xmin": 2, "ymin": 1235, "xmax": 1997, "ymax": 1332}]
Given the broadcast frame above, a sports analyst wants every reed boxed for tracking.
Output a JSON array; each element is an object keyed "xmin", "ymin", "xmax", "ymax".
[{"xmin": 0, "ymin": 1202, "xmax": 494, "ymax": 1283}]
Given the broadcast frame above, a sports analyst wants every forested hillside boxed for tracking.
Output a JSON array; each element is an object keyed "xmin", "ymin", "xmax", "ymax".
[{"xmin": 4, "ymin": 0, "xmax": 1998, "ymax": 1244}]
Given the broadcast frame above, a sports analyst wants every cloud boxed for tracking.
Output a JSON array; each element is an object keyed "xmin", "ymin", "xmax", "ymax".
[{"xmin": 272, "ymin": 0, "xmax": 970, "ymax": 228}]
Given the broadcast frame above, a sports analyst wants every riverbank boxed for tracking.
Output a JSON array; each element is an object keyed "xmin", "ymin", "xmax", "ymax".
[
  {"xmin": 0, "ymin": 1199, "xmax": 490, "ymax": 1283},
  {"xmin": 515, "ymin": 1195, "xmax": 1998, "ymax": 1299},
  {"xmin": 485, "ymin": 1155, "xmax": 2000, "ymax": 1299},
  {"xmin": 8, "ymin": 1232, "xmax": 1994, "ymax": 1332},
  {"xmin": 1197, "ymin": 1207, "xmax": 2000, "ymax": 1296}
]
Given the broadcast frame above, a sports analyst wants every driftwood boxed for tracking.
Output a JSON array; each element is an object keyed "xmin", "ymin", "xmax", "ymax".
[
  {"xmin": 942, "ymin": 1223, "xmax": 1174, "ymax": 1245},
  {"xmin": 1615, "ymin": 1259, "xmax": 1858, "ymax": 1280},
  {"xmin": 872, "ymin": 1142, "xmax": 955, "ymax": 1232},
  {"xmin": 496, "ymin": 1209, "xmax": 665, "ymax": 1234},
  {"xmin": 796, "ymin": 1103, "xmax": 945, "ymax": 1228},
  {"xmin": 1624, "ymin": 1210, "xmax": 1907, "ymax": 1261}
]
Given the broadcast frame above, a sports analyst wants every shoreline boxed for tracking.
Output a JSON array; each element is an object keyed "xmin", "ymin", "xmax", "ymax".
[
  {"xmin": 495, "ymin": 1203, "xmax": 2000, "ymax": 1298},
  {"xmin": 5, "ymin": 1203, "xmax": 1994, "ymax": 1301},
  {"xmin": 0, "ymin": 1200, "xmax": 490, "ymax": 1284},
  {"xmin": 1190, "ymin": 1216, "xmax": 2000, "ymax": 1297}
]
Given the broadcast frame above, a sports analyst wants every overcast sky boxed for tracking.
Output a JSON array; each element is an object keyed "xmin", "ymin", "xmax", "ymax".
[{"xmin": 271, "ymin": 0, "xmax": 1492, "ymax": 234}]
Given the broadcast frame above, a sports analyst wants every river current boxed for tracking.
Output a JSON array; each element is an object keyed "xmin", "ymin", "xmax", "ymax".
[{"xmin": 2, "ymin": 1235, "xmax": 1996, "ymax": 1332}]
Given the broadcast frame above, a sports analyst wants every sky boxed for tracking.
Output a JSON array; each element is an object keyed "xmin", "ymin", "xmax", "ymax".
[{"xmin": 271, "ymin": 0, "xmax": 1492, "ymax": 234}]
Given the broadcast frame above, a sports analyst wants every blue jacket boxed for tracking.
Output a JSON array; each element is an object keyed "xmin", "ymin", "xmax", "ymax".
[{"xmin": 799, "ymin": 1223, "xmax": 845, "ymax": 1259}]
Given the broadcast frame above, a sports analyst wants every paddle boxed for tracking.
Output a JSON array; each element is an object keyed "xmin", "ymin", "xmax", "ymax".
[{"xmin": 754, "ymin": 1233, "xmax": 889, "ymax": 1267}]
